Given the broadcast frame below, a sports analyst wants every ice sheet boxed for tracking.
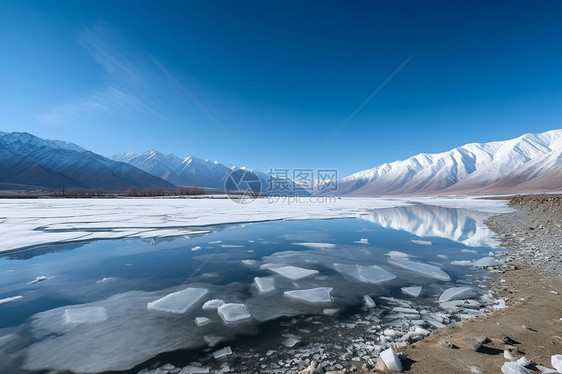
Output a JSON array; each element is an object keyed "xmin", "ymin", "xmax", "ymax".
[
  {"xmin": 147, "ymin": 288, "xmax": 208, "ymax": 314},
  {"xmin": 284, "ymin": 287, "xmax": 333, "ymax": 303},
  {"xmin": 387, "ymin": 258, "xmax": 451, "ymax": 281},
  {"xmin": 333, "ymin": 263, "xmax": 396, "ymax": 284},
  {"xmin": 0, "ymin": 197, "xmax": 416, "ymax": 252}
]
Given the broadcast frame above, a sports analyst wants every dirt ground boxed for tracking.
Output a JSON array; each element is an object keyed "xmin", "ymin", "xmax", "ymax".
[{"xmin": 366, "ymin": 195, "xmax": 562, "ymax": 373}]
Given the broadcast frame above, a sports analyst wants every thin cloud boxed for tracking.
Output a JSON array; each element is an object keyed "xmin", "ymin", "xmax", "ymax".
[{"xmin": 37, "ymin": 23, "xmax": 151, "ymax": 124}]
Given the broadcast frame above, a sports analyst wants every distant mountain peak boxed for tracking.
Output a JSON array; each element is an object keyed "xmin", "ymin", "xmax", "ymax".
[{"xmin": 337, "ymin": 129, "xmax": 562, "ymax": 196}]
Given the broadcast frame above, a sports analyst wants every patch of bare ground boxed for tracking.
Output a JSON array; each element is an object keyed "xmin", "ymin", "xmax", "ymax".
[{"xmin": 363, "ymin": 194, "xmax": 562, "ymax": 373}]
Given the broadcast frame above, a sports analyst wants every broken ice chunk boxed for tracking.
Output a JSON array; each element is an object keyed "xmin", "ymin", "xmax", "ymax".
[
  {"xmin": 262, "ymin": 264, "xmax": 319, "ymax": 280},
  {"xmin": 385, "ymin": 251, "xmax": 409, "ymax": 258},
  {"xmin": 323, "ymin": 308, "xmax": 339, "ymax": 316},
  {"xmin": 401, "ymin": 286, "xmax": 422, "ymax": 297},
  {"xmin": 354, "ymin": 238, "xmax": 369, "ymax": 244},
  {"xmin": 181, "ymin": 365, "xmax": 210, "ymax": 373},
  {"xmin": 334, "ymin": 263, "xmax": 396, "ymax": 283},
  {"xmin": 191, "ymin": 246, "xmax": 201, "ymax": 251},
  {"xmin": 438, "ymin": 287, "xmax": 474, "ymax": 303},
  {"xmin": 282, "ymin": 337, "xmax": 299, "ymax": 347},
  {"xmin": 472, "ymin": 257, "xmax": 502, "ymax": 267},
  {"xmin": 64, "ymin": 307, "xmax": 107, "ymax": 325},
  {"xmin": 451, "ymin": 260, "xmax": 473, "ymax": 266},
  {"xmin": 195, "ymin": 317, "xmax": 210, "ymax": 326},
  {"xmin": 284, "ymin": 287, "xmax": 333, "ymax": 303},
  {"xmin": 253, "ymin": 277, "xmax": 275, "ymax": 294},
  {"xmin": 501, "ymin": 361, "xmax": 531, "ymax": 374},
  {"xmin": 202, "ymin": 299, "xmax": 225, "ymax": 310},
  {"xmin": 292, "ymin": 242, "xmax": 336, "ymax": 249},
  {"xmin": 28, "ymin": 275, "xmax": 50, "ymax": 284},
  {"xmin": 0, "ymin": 296, "xmax": 23, "ymax": 305},
  {"xmin": 147, "ymin": 288, "xmax": 208, "ymax": 314},
  {"xmin": 364, "ymin": 295, "xmax": 376, "ymax": 308},
  {"xmin": 388, "ymin": 258, "xmax": 451, "ymax": 281},
  {"xmin": 411, "ymin": 239, "xmax": 432, "ymax": 245},
  {"xmin": 217, "ymin": 303, "xmax": 252, "ymax": 323},
  {"xmin": 204, "ymin": 335, "xmax": 223, "ymax": 347},
  {"xmin": 212, "ymin": 346, "xmax": 232, "ymax": 359},
  {"xmin": 380, "ymin": 347, "xmax": 403, "ymax": 372},
  {"xmin": 552, "ymin": 355, "xmax": 562, "ymax": 372}
]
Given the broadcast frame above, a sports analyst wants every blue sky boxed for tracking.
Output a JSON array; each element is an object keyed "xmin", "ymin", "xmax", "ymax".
[{"xmin": 1, "ymin": 1, "xmax": 562, "ymax": 176}]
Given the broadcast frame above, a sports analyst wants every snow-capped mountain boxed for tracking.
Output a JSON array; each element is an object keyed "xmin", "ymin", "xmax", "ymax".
[
  {"xmin": 0, "ymin": 132, "xmax": 175, "ymax": 191},
  {"xmin": 112, "ymin": 150, "xmax": 309, "ymax": 194},
  {"xmin": 336, "ymin": 129, "xmax": 562, "ymax": 196}
]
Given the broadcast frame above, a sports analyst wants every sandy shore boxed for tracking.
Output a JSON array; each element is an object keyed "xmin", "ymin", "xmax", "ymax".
[{"xmin": 367, "ymin": 195, "xmax": 562, "ymax": 373}]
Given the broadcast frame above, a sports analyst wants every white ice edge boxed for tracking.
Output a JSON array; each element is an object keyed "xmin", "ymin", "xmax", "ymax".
[{"xmin": 0, "ymin": 196, "xmax": 509, "ymax": 253}]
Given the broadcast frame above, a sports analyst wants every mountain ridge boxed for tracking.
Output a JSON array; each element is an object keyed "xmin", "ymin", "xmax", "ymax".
[{"xmin": 335, "ymin": 129, "xmax": 562, "ymax": 196}]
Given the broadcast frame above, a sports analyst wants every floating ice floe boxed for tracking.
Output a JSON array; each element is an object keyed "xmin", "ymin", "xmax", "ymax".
[
  {"xmin": 322, "ymin": 308, "xmax": 339, "ymax": 316},
  {"xmin": 386, "ymin": 251, "xmax": 409, "ymax": 258},
  {"xmin": 221, "ymin": 244, "xmax": 244, "ymax": 248},
  {"xmin": 451, "ymin": 260, "xmax": 473, "ymax": 266},
  {"xmin": 388, "ymin": 258, "xmax": 451, "ymax": 281},
  {"xmin": 202, "ymin": 299, "xmax": 225, "ymax": 310},
  {"xmin": 472, "ymin": 257, "xmax": 502, "ymax": 267},
  {"xmin": 0, "ymin": 296, "xmax": 23, "ymax": 305},
  {"xmin": 438, "ymin": 287, "xmax": 474, "ymax": 303},
  {"xmin": 191, "ymin": 246, "xmax": 201, "ymax": 251},
  {"xmin": 461, "ymin": 249, "xmax": 477, "ymax": 253},
  {"xmin": 292, "ymin": 242, "xmax": 336, "ymax": 249},
  {"xmin": 261, "ymin": 264, "xmax": 319, "ymax": 280},
  {"xmin": 28, "ymin": 275, "xmax": 51, "ymax": 284},
  {"xmin": 364, "ymin": 295, "xmax": 376, "ymax": 308},
  {"xmin": 334, "ymin": 263, "xmax": 396, "ymax": 284},
  {"xmin": 380, "ymin": 347, "xmax": 403, "ymax": 372},
  {"xmin": 401, "ymin": 286, "xmax": 422, "ymax": 297},
  {"xmin": 253, "ymin": 277, "xmax": 275, "ymax": 294},
  {"xmin": 212, "ymin": 346, "xmax": 232, "ymax": 359},
  {"xmin": 411, "ymin": 239, "xmax": 432, "ymax": 246},
  {"xmin": 195, "ymin": 317, "xmax": 210, "ymax": 326},
  {"xmin": 217, "ymin": 303, "xmax": 252, "ymax": 323},
  {"xmin": 284, "ymin": 287, "xmax": 333, "ymax": 304},
  {"xmin": 181, "ymin": 365, "xmax": 210, "ymax": 373},
  {"xmin": 241, "ymin": 259, "xmax": 259, "ymax": 267},
  {"xmin": 354, "ymin": 238, "xmax": 369, "ymax": 244},
  {"xmin": 96, "ymin": 277, "xmax": 114, "ymax": 283},
  {"xmin": 282, "ymin": 337, "xmax": 300, "ymax": 347},
  {"xmin": 64, "ymin": 307, "xmax": 107, "ymax": 325},
  {"xmin": 147, "ymin": 288, "xmax": 208, "ymax": 314}
]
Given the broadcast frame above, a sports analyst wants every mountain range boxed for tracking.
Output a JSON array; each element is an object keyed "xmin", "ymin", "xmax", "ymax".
[
  {"xmin": 0, "ymin": 131, "xmax": 174, "ymax": 191},
  {"xmin": 111, "ymin": 150, "xmax": 307, "ymax": 194},
  {"xmin": 334, "ymin": 129, "xmax": 562, "ymax": 196},
  {"xmin": 0, "ymin": 129, "xmax": 561, "ymax": 195}
]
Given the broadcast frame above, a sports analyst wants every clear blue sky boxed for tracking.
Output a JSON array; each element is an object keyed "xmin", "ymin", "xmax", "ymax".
[{"xmin": 1, "ymin": 1, "xmax": 562, "ymax": 176}]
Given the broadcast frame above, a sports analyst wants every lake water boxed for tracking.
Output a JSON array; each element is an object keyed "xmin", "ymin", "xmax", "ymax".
[{"xmin": 0, "ymin": 204, "xmax": 502, "ymax": 373}]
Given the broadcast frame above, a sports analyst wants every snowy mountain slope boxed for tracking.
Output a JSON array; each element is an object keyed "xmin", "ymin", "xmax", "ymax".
[
  {"xmin": 337, "ymin": 129, "xmax": 562, "ymax": 196},
  {"xmin": 112, "ymin": 150, "xmax": 309, "ymax": 194},
  {"xmin": 0, "ymin": 132, "xmax": 175, "ymax": 191}
]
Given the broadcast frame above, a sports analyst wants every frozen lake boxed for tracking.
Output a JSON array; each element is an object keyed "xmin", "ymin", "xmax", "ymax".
[{"xmin": 0, "ymin": 199, "xmax": 509, "ymax": 373}]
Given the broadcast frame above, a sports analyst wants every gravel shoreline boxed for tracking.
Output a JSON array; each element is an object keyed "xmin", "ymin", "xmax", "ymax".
[{"xmin": 486, "ymin": 194, "xmax": 562, "ymax": 274}]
